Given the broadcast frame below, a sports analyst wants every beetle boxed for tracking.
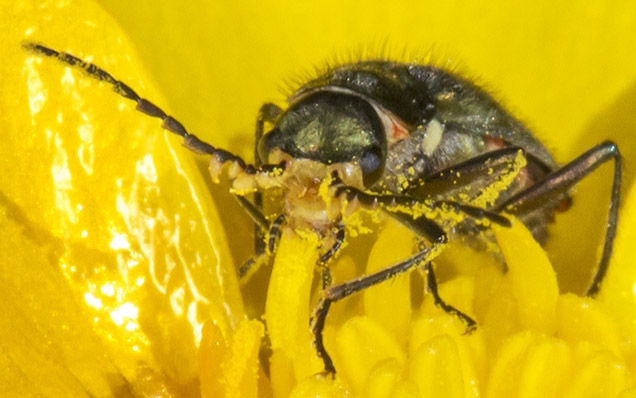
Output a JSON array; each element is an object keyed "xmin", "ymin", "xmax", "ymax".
[{"xmin": 22, "ymin": 42, "xmax": 622, "ymax": 374}]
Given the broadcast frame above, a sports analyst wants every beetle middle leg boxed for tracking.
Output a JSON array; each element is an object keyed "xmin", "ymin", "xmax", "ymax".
[
  {"xmin": 393, "ymin": 213, "xmax": 479, "ymax": 331},
  {"xmin": 422, "ymin": 261, "xmax": 477, "ymax": 333}
]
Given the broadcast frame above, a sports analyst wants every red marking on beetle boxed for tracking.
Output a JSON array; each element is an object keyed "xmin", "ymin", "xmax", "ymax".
[
  {"xmin": 485, "ymin": 136, "xmax": 505, "ymax": 151},
  {"xmin": 555, "ymin": 196, "xmax": 573, "ymax": 213},
  {"xmin": 516, "ymin": 167, "xmax": 533, "ymax": 189},
  {"xmin": 389, "ymin": 114, "xmax": 410, "ymax": 141},
  {"xmin": 484, "ymin": 136, "xmax": 537, "ymax": 190}
]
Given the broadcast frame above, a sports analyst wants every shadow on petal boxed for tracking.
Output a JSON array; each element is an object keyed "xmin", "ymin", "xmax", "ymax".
[{"xmin": 547, "ymin": 78, "xmax": 636, "ymax": 294}]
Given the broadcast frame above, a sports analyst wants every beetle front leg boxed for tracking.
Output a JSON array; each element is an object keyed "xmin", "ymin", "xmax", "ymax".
[
  {"xmin": 238, "ymin": 213, "xmax": 286, "ymax": 282},
  {"xmin": 316, "ymin": 223, "xmax": 345, "ymax": 289},
  {"xmin": 311, "ymin": 219, "xmax": 447, "ymax": 374}
]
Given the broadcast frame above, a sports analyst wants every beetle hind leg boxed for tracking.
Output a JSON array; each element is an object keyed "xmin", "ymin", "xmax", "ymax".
[{"xmin": 495, "ymin": 141, "xmax": 621, "ymax": 296}]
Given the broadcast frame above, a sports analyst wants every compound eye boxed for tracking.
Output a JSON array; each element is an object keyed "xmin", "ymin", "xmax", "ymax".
[{"xmin": 360, "ymin": 145, "xmax": 384, "ymax": 187}]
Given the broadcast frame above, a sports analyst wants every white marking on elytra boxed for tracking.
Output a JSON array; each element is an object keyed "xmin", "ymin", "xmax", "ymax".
[{"xmin": 421, "ymin": 118, "xmax": 443, "ymax": 156}]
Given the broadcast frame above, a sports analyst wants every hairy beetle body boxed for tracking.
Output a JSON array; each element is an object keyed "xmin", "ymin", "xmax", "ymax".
[
  {"xmin": 263, "ymin": 62, "xmax": 561, "ymax": 243},
  {"xmin": 23, "ymin": 42, "xmax": 621, "ymax": 374}
]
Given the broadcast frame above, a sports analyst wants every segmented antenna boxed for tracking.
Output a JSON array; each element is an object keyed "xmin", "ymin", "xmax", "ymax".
[{"xmin": 22, "ymin": 41, "xmax": 285, "ymax": 176}]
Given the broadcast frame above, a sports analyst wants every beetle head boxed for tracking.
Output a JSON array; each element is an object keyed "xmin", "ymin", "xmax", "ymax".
[{"xmin": 259, "ymin": 90, "xmax": 387, "ymax": 188}]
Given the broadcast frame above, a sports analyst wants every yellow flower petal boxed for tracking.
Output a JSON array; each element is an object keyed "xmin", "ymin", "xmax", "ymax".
[
  {"xmin": 198, "ymin": 319, "xmax": 267, "ymax": 398},
  {"xmin": 564, "ymin": 350, "xmax": 627, "ymax": 398},
  {"xmin": 221, "ymin": 319, "xmax": 266, "ymax": 398},
  {"xmin": 408, "ymin": 334, "xmax": 465, "ymax": 398},
  {"xmin": 495, "ymin": 219, "xmax": 559, "ymax": 334},
  {"xmin": 408, "ymin": 303, "xmax": 483, "ymax": 397},
  {"xmin": 486, "ymin": 331, "xmax": 535, "ymax": 397},
  {"xmin": 362, "ymin": 358, "xmax": 402, "ymax": 398},
  {"xmin": 517, "ymin": 337, "xmax": 570, "ymax": 398},
  {"xmin": 199, "ymin": 321, "xmax": 227, "ymax": 398},
  {"xmin": 557, "ymin": 293, "xmax": 622, "ymax": 356},
  {"xmin": 288, "ymin": 375, "xmax": 347, "ymax": 398},
  {"xmin": 336, "ymin": 316, "xmax": 406, "ymax": 394},
  {"xmin": 2, "ymin": 0, "xmax": 242, "ymax": 395},
  {"xmin": 363, "ymin": 218, "xmax": 414, "ymax": 347},
  {"xmin": 265, "ymin": 228, "xmax": 324, "ymax": 382}
]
